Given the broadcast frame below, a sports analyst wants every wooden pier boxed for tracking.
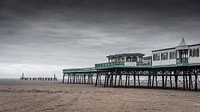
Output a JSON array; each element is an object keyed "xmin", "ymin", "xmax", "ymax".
[{"xmin": 20, "ymin": 73, "xmax": 57, "ymax": 81}]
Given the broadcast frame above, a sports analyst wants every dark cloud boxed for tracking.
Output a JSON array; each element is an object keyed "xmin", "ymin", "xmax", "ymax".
[{"xmin": 0, "ymin": 0, "xmax": 200, "ymax": 78}]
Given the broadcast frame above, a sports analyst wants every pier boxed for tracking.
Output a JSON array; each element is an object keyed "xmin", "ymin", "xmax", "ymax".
[
  {"xmin": 62, "ymin": 65, "xmax": 200, "ymax": 91},
  {"xmin": 62, "ymin": 39, "xmax": 200, "ymax": 91},
  {"xmin": 20, "ymin": 73, "xmax": 57, "ymax": 81}
]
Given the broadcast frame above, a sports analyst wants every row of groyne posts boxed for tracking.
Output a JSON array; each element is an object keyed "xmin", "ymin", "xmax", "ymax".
[
  {"xmin": 62, "ymin": 66, "xmax": 200, "ymax": 91},
  {"xmin": 20, "ymin": 73, "xmax": 57, "ymax": 81}
]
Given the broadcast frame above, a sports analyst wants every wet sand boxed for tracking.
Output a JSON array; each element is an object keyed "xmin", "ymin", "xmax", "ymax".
[{"xmin": 0, "ymin": 79, "xmax": 200, "ymax": 112}]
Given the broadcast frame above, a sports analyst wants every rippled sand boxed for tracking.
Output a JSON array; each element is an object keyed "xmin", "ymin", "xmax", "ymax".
[{"xmin": 0, "ymin": 79, "xmax": 200, "ymax": 112}]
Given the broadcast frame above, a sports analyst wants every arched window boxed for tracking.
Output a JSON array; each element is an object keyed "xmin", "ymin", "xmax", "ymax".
[
  {"xmin": 111, "ymin": 57, "xmax": 115, "ymax": 62},
  {"xmin": 126, "ymin": 57, "xmax": 131, "ymax": 62},
  {"xmin": 118, "ymin": 56, "xmax": 121, "ymax": 62},
  {"xmin": 132, "ymin": 57, "xmax": 137, "ymax": 62}
]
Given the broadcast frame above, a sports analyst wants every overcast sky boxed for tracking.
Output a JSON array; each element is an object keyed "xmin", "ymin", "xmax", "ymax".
[{"xmin": 0, "ymin": 0, "xmax": 200, "ymax": 78}]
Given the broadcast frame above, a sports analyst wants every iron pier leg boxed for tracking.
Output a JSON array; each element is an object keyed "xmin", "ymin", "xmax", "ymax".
[
  {"xmin": 62, "ymin": 73, "xmax": 65, "ymax": 83},
  {"xmin": 95, "ymin": 71, "xmax": 99, "ymax": 87},
  {"xmin": 152, "ymin": 75, "xmax": 154, "ymax": 88},
  {"xmin": 186, "ymin": 75, "xmax": 188, "ymax": 89},
  {"xmin": 189, "ymin": 75, "xmax": 191, "ymax": 90},
  {"xmin": 138, "ymin": 75, "xmax": 140, "ymax": 86},
  {"xmin": 162, "ymin": 75, "xmax": 164, "ymax": 89},
  {"xmin": 175, "ymin": 75, "xmax": 178, "ymax": 90},
  {"xmin": 195, "ymin": 75, "xmax": 198, "ymax": 91},
  {"xmin": 165, "ymin": 75, "xmax": 168, "ymax": 89},
  {"xmin": 170, "ymin": 75, "xmax": 172, "ymax": 89},
  {"xmin": 156, "ymin": 75, "xmax": 158, "ymax": 87},
  {"xmin": 183, "ymin": 75, "xmax": 185, "ymax": 90},
  {"xmin": 134, "ymin": 75, "xmax": 136, "ymax": 87}
]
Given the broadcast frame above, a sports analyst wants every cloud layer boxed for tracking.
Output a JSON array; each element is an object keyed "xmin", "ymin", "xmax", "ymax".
[{"xmin": 0, "ymin": 0, "xmax": 200, "ymax": 78}]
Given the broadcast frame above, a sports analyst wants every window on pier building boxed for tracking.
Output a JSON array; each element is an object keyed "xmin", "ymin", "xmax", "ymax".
[
  {"xmin": 190, "ymin": 49, "xmax": 192, "ymax": 57},
  {"xmin": 118, "ymin": 56, "xmax": 122, "ymax": 61},
  {"xmin": 137, "ymin": 56, "xmax": 142, "ymax": 62},
  {"xmin": 153, "ymin": 53, "xmax": 160, "ymax": 61},
  {"xmin": 190, "ymin": 48, "xmax": 199, "ymax": 57},
  {"xmin": 118, "ymin": 57, "xmax": 125, "ymax": 61},
  {"xmin": 132, "ymin": 57, "xmax": 137, "ymax": 62},
  {"xmin": 193, "ymin": 49, "xmax": 196, "ymax": 57},
  {"xmin": 161, "ymin": 52, "xmax": 168, "ymax": 60},
  {"xmin": 126, "ymin": 57, "xmax": 131, "ymax": 62},
  {"xmin": 170, "ymin": 51, "xmax": 176, "ymax": 59}
]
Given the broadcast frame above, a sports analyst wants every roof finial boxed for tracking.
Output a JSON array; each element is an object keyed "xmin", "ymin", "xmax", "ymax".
[
  {"xmin": 178, "ymin": 37, "xmax": 187, "ymax": 46},
  {"xmin": 128, "ymin": 49, "xmax": 137, "ymax": 53}
]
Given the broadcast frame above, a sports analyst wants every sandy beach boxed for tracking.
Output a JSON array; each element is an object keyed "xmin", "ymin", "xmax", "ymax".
[{"xmin": 0, "ymin": 79, "xmax": 200, "ymax": 112}]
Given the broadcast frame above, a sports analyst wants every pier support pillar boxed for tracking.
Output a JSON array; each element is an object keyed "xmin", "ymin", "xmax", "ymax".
[{"xmin": 62, "ymin": 73, "xmax": 65, "ymax": 83}]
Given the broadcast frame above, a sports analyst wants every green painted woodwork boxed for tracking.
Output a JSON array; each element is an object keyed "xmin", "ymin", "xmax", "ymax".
[
  {"xmin": 63, "ymin": 63, "xmax": 200, "ymax": 73},
  {"xmin": 95, "ymin": 62, "xmax": 125, "ymax": 69},
  {"xmin": 95, "ymin": 61, "xmax": 152, "ymax": 69},
  {"xmin": 176, "ymin": 58, "xmax": 188, "ymax": 65},
  {"xmin": 63, "ymin": 67, "xmax": 96, "ymax": 73}
]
